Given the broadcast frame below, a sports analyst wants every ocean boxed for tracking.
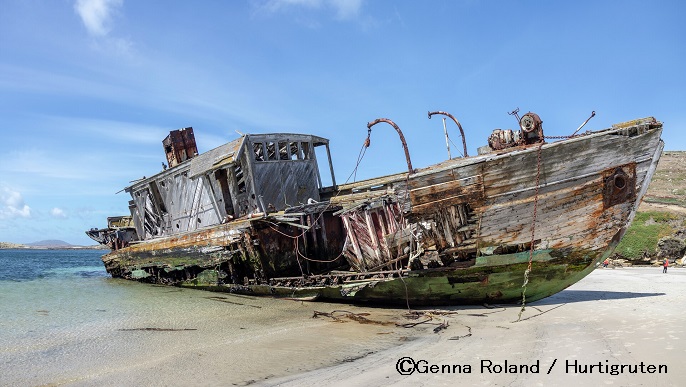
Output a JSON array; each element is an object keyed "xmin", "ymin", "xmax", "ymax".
[{"xmin": 0, "ymin": 249, "xmax": 406, "ymax": 386}]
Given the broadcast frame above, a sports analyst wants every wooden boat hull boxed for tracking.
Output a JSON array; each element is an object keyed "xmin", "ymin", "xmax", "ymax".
[
  {"xmin": 96, "ymin": 118, "xmax": 664, "ymax": 306},
  {"xmin": 178, "ymin": 244, "xmax": 611, "ymax": 305}
]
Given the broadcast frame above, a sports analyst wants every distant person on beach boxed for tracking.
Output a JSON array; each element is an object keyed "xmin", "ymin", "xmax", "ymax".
[
  {"xmin": 603, "ymin": 258, "xmax": 609, "ymax": 268},
  {"xmin": 663, "ymin": 258, "xmax": 669, "ymax": 273}
]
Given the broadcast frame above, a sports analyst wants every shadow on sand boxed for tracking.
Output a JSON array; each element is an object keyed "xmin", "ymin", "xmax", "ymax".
[{"xmin": 531, "ymin": 290, "xmax": 665, "ymax": 306}]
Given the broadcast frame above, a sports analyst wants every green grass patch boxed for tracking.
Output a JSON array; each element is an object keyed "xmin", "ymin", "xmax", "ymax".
[
  {"xmin": 643, "ymin": 197, "xmax": 686, "ymax": 206},
  {"xmin": 615, "ymin": 211, "xmax": 676, "ymax": 259}
]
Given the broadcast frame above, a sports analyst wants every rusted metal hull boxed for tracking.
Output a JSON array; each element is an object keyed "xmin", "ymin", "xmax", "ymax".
[{"xmin": 94, "ymin": 118, "xmax": 663, "ymax": 306}]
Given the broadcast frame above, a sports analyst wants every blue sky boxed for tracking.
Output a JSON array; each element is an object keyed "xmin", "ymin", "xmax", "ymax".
[{"xmin": 1, "ymin": 0, "xmax": 684, "ymax": 245}]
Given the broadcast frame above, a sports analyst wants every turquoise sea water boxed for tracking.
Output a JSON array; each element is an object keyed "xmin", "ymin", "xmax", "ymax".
[
  {"xmin": 0, "ymin": 249, "xmax": 155, "ymax": 385},
  {"xmin": 0, "ymin": 249, "xmax": 401, "ymax": 386},
  {"xmin": 0, "ymin": 249, "xmax": 108, "ymax": 282}
]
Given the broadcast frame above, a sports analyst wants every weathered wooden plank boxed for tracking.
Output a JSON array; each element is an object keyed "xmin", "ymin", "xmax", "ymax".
[
  {"xmin": 342, "ymin": 215, "xmax": 365, "ymax": 271},
  {"xmin": 482, "ymin": 129, "xmax": 662, "ymax": 197},
  {"xmin": 410, "ymin": 191, "xmax": 485, "ymax": 215},
  {"xmin": 409, "ymin": 175, "xmax": 483, "ymax": 206}
]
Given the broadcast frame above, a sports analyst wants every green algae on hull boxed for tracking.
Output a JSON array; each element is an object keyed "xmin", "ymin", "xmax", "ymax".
[{"xmin": 179, "ymin": 247, "xmax": 605, "ymax": 306}]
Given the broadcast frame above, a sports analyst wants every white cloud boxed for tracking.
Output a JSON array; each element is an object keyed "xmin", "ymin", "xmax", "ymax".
[
  {"xmin": 256, "ymin": 0, "xmax": 363, "ymax": 20},
  {"xmin": 50, "ymin": 208, "xmax": 68, "ymax": 218},
  {"xmin": 0, "ymin": 64, "xmax": 132, "ymax": 102},
  {"xmin": 74, "ymin": 0, "xmax": 123, "ymax": 37},
  {"xmin": 0, "ymin": 187, "xmax": 32, "ymax": 219},
  {"xmin": 2, "ymin": 149, "xmax": 94, "ymax": 180},
  {"xmin": 46, "ymin": 116, "xmax": 171, "ymax": 145},
  {"xmin": 329, "ymin": 0, "xmax": 362, "ymax": 19},
  {"xmin": 260, "ymin": 0, "xmax": 322, "ymax": 13}
]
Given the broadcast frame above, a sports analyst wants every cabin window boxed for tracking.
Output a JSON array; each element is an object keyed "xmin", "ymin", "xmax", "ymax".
[
  {"xmin": 278, "ymin": 142, "xmax": 289, "ymax": 160},
  {"xmin": 253, "ymin": 143, "xmax": 264, "ymax": 161},
  {"xmin": 301, "ymin": 142, "xmax": 310, "ymax": 160},
  {"xmin": 267, "ymin": 142, "xmax": 277, "ymax": 160},
  {"xmin": 290, "ymin": 142, "xmax": 300, "ymax": 160},
  {"xmin": 234, "ymin": 163, "xmax": 246, "ymax": 193}
]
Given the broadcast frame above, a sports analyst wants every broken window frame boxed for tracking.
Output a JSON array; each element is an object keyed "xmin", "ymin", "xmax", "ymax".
[
  {"xmin": 253, "ymin": 142, "xmax": 265, "ymax": 162},
  {"xmin": 278, "ymin": 141, "xmax": 289, "ymax": 160},
  {"xmin": 290, "ymin": 142, "xmax": 300, "ymax": 160},
  {"xmin": 234, "ymin": 163, "xmax": 246, "ymax": 193},
  {"xmin": 266, "ymin": 142, "xmax": 277, "ymax": 161},
  {"xmin": 301, "ymin": 142, "xmax": 311, "ymax": 160}
]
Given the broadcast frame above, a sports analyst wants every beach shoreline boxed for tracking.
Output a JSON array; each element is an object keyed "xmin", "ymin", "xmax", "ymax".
[
  {"xmin": 265, "ymin": 266, "xmax": 685, "ymax": 386},
  {"xmin": 2, "ymin": 263, "xmax": 683, "ymax": 386}
]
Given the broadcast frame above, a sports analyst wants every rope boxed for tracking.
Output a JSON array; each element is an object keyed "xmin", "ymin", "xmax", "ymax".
[
  {"xmin": 295, "ymin": 233, "xmax": 347, "ymax": 263},
  {"xmin": 448, "ymin": 136, "xmax": 464, "ymax": 158},
  {"xmin": 352, "ymin": 133, "xmax": 370, "ymax": 182},
  {"xmin": 294, "ymin": 242, "xmax": 305, "ymax": 277},
  {"xmin": 397, "ymin": 172, "xmax": 416, "ymax": 311}
]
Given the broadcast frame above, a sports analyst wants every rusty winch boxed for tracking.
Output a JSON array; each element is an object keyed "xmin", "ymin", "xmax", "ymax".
[{"xmin": 488, "ymin": 111, "xmax": 544, "ymax": 151}]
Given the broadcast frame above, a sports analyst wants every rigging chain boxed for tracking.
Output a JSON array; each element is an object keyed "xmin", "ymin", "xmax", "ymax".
[
  {"xmin": 515, "ymin": 131, "xmax": 592, "ymax": 322},
  {"xmin": 516, "ymin": 141, "xmax": 544, "ymax": 322}
]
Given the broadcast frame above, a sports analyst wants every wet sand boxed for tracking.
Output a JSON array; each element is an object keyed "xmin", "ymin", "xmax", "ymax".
[
  {"xmin": 6, "ymin": 267, "xmax": 683, "ymax": 386},
  {"xmin": 1, "ymin": 273, "xmax": 409, "ymax": 387},
  {"xmin": 268, "ymin": 267, "xmax": 686, "ymax": 386}
]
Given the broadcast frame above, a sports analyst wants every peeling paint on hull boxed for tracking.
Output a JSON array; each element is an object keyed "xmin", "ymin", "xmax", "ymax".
[{"xmin": 90, "ymin": 117, "xmax": 664, "ymax": 306}]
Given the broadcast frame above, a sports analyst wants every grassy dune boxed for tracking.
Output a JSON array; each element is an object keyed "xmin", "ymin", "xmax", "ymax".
[{"xmin": 615, "ymin": 151, "xmax": 686, "ymax": 261}]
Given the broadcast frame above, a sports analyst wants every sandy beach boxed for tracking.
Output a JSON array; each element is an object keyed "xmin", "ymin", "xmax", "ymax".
[
  {"xmin": 3, "ymin": 264, "xmax": 684, "ymax": 386},
  {"xmin": 266, "ymin": 266, "xmax": 685, "ymax": 387}
]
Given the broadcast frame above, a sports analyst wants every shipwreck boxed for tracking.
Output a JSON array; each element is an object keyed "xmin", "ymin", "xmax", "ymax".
[{"xmin": 87, "ymin": 111, "xmax": 664, "ymax": 305}]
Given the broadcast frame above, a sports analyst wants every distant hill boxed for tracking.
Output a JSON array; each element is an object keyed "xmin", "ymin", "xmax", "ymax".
[
  {"xmin": 615, "ymin": 151, "xmax": 686, "ymax": 263},
  {"xmin": 0, "ymin": 240, "xmax": 108, "ymax": 250},
  {"xmin": 26, "ymin": 239, "xmax": 74, "ymax": 247},
  {"xmin": 0, "ymin": 242, "xmax": 27, "ymax": 249},
  {"xmin": 640, "ymin": 151, "xmax": 686, "ymax": 210}
]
